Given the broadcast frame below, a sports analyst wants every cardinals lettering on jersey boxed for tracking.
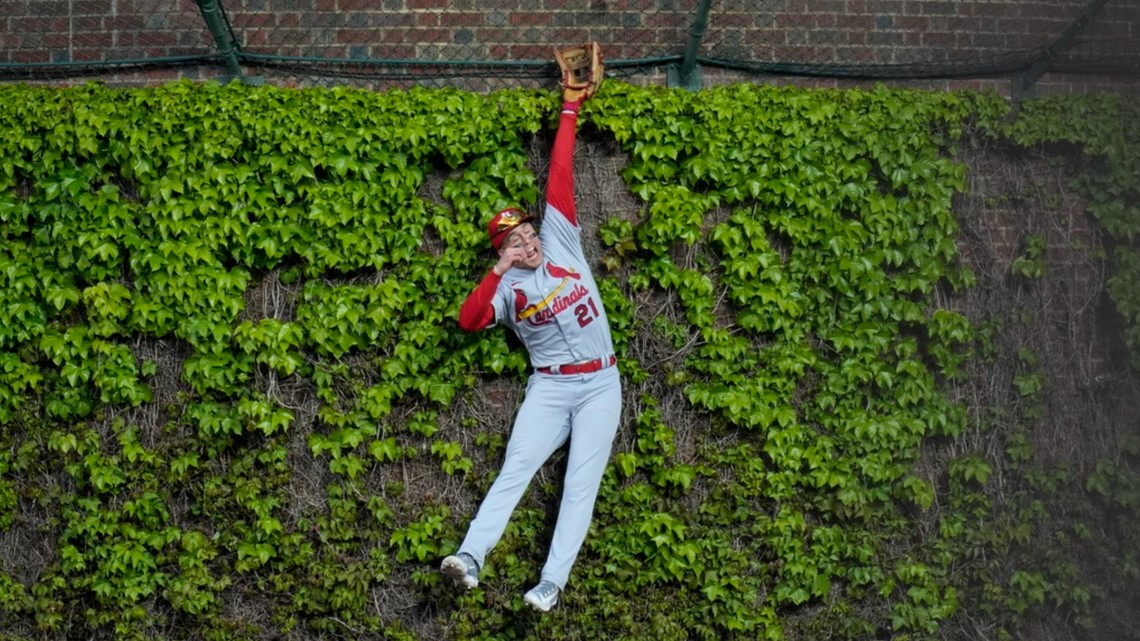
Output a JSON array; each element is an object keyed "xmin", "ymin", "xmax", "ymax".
[{"xmin": 514, "ymin": 262, "xmax": 588, "ymax": 326}]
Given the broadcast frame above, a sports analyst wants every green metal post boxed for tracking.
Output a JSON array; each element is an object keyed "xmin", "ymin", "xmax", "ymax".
[
  {"xmin": 668, "ymin": 0, "xmax": 712, "ymax": 91},
  {"xmin": 1013, "ymin": 0, "xmax": 1109, "ymax": 102},
  {"xmin": 195, "ymin": 0, "xmax": 245, "ymax": 82}
]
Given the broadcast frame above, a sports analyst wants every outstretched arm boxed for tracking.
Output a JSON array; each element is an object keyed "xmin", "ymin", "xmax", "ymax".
[{"xmin": 545, "ymin": 100, "xmax": 581, "ymax": 227}]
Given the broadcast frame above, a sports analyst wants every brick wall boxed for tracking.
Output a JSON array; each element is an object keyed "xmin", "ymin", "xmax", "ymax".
[{"xmin": 2, "ymin": 0, "xmax": 1137, "ymax": 95}]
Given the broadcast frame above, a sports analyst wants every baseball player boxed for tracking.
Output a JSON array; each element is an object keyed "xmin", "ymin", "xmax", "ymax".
[{"xmin": 441, "ymin": 43, "xmax": 618, "ymax": 613}]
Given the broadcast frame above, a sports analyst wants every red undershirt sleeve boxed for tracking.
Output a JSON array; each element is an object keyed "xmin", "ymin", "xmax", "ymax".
[
  {"xmin": 458, "ymin": 269, "xmax": 502, "ymax": 331},
  {"xmin": 545, "ymin": 100, "xmax": 581, "ymax": 226}
]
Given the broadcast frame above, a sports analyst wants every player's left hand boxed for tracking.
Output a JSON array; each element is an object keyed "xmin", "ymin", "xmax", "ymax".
[{"xmin": 555, "ymin": 42, "xmax": 603, "ymax": 104}]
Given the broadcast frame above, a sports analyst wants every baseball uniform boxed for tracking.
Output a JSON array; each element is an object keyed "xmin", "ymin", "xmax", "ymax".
[{"xmin": 455, "ymin": 102, "xmax": 622, "ymax": 590}]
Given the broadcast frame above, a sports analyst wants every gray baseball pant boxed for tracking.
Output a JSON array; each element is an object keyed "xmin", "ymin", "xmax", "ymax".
[{"xmin": 458, "ymin": 365, "xmax": 621, "ymax": 589}]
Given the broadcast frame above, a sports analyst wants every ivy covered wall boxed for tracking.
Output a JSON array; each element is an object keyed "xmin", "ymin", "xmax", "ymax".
[{"xmin": 0, "ymin": 81, "xmax": 1137, "ymax": 641}]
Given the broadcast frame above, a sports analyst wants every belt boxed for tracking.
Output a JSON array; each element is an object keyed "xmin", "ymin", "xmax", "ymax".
[{"xmin": 537, "ymin": 354, "xmax": 616, "ymax": 375}]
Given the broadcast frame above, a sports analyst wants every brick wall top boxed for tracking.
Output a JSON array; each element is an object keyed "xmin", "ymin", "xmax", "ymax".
[{"xmin": 2, "ymin": 0, "xmax": 1136, "ymax": 92}]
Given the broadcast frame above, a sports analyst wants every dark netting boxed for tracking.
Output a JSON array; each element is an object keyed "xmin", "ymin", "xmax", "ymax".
[
  {"xmin": 701, "ymin": 0, "xmax": 1138, "ymax": 80},
  {"xmin": 221, "ymin": 0, "xmax": 689, "ymax": 90},
  {"xmin": 0, "ymin": 0, "xmax": 1137, "ymax": 89},
  {"xmin": 0, "ymin": 0, "xmax": 217, "ymax": 83}
]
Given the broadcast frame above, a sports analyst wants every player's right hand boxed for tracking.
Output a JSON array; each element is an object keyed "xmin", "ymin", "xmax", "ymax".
[{"xmin": 494, "ymin": 247, "xmax": 527, "ymax": 275}]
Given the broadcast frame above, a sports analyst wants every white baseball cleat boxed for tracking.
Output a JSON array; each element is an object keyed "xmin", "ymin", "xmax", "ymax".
[
  {"xmin": 523, "ymin": 580, "xmax": 560, "ymax": 612},
  {"xmin": 440, "ymin": 552, "xmax": 479, "ymax": 590}
]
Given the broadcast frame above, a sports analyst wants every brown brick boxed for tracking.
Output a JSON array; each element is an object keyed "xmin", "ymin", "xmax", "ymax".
[
  {"xmin": 920, "ymin": 31, "xmax": 955, "ymax": 48},
  {"xmin": 947, "ymin": 15, "xmax": 981, "ymax": 32},
  {"xmin": 26, "ymin": 2, "xmax": 59, "ymax": 16},
  {"xmin": 65, "ymin": 49, "xmax": 93, "ymax": 62},
  {"xmin": 408, "ymin": 28, "xmax": 449, "ymax": 42},
  {"xmin": 244, "ymin": 30, "xmax": 269, "ymax": 46},
  {"xmin": 919, "ymin": 1, "xmax": 955, "ymax": 16},
  {"xmin": 13, "ymin": 15, "xmax": 69, "ymax": 31},
  {"xmin": 76, "ymin": 32, "xmax": 113, "ymax": 47},
  {"xmin": 241, "ymin": 12, "xmax": 274, "ymax": 28},
  {"xmin": 72, "ymin": 1, "xmax": 107, "ymax": 14},
  {"xmin": 810, "ymin": 30, "xmax": 851, "ymax": 46},
  {"xmin": 842, "ymin": 15, "xmax": 877, "ymax": 30},
  {"xmin": 439, "ymin": 12, "xmax": 483, "ymax": 26},
  {"xmin": 509, "ymin": 44, "xmax": 548, "ymax": 58},
  {"xmin": 407, "ymin": 0, "xmax": 447, "ymax": 8},
  {"xmin": 1016, "ymin": 2, "xmax": 1057, "ymax": 19},
  {"xmin": 138, "ymin": 31, "xmax": 178, "ymax": 47},
  {"xmin": 0, "ymin": 4, "xmax": 21, "ymax": 19},
  {"xmin": 814, "ymin": 13, "xmax": 837, "ymax": 28},
  {"xmin": 73, "ymin": 16, "xmax": 104, "ymax": 31},
  {"xmin": 336, "ymin": 28, "xmax": 373, "ymax": 43},
  {"xmin": 971, "ymin": 32, "xmax": 1009, "ymax": 49},
  {"xmin": 42, "ymin": 33, "xmax": 70, "ymax": 48},
  {"xmin": 775, "ymin": 13, "xmax": 814, "ymax": 29},
  {"xmin": 511, "ymin": 12, "xmax": 552, "ymax": 26},
  {"xmin": 14, "ymin": 50, "xmax": 50, "ymax": 63},
  {"xmin": 896, "ymin": 15, "xmax": 930, "ymax": 31},
  {"xmin": 998, "ymin": 18, "xmax": 1030, "ymax": 35},
  {"xmin": 866, "ymin": 30, "xmax": 904, "ymax": 46}
]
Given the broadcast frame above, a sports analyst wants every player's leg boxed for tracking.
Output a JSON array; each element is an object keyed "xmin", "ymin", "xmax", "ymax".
[
  {"xmin": 455, "ymin": 375, "xmax": 573, "ymax": 572},
  {"xmin": 538, "ymin": 367, "xmax": 622, "ymax": 590}
]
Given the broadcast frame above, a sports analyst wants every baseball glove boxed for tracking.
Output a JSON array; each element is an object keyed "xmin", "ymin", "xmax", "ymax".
[{"xmin": 554, "ymin": 42, "xmax": 604, "ymax": 103}]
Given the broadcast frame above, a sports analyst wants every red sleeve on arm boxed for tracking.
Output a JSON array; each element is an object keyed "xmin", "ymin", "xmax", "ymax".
[
  {"xmin": 458, "ymin": 270, "xmax": 502, "ymax": 331},
  {"xmin": 545, "ymin": 101, "xmax": 580, "ymax": 226}
]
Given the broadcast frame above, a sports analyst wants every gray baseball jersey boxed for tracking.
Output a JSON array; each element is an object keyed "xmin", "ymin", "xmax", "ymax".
[{"xmin": 491, "ymin": 205, "xmax": 614, "ymax": 369}]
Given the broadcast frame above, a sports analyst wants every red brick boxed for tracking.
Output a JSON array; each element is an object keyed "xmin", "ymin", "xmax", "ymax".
[
  {"xmin": 12, "ymin": 16, "xmax": 68, "ymax": 31},
  {"xmin": 509, "ymin": 44, "xmax": 547, "ymax": 58},
  {"xmin": 244, "ymin": 30, "xmax": 269, "ymax": 46},
  {"xmin": 336, "ymin": 29, "xmax": 373, "ymax": 43},
  {"xmin": 277, "ymin": 12, "xmax": 301, "ymax": 27},
  {"xmin": 76, "ymin": 32, "xmax": 114, "ymax": 47},
  {"xmin": 865, "ymin": 0, "xmax": 906, "ymax": 15},
  {"xmin": 138, "ymin": 31, "xmax": 178, "ymax": 47},
  {"xmin": 896, "ymin": 15, "xmax": 930, "ymax": 31},
  {"xmin": 73, "ymin": 16, "xmax": 104, "ymax": 31},
  {"xmin": 1017, "ymin": 2, "xmax": 1056, "ymax": 19},
  {"xmin": 775, "ymin": 13, "xmax": 814, "ymax": 29},
  {"xmin": 998, "ymin": 18, "xmax": 1030, "ymax": 35},
  {"xmin": 842, "ymin": 15, "xmax": 877, "ymax": 30},
  {"xmin": 14, "ymin": 50, "xmax": 50, "ymax": 63},
  {"xmin": 919, "ymin": 1, "xmax": 954, "ymax": 16},
  {"xmin": 407, "ymin": 0, "xmax": 447, "ymax": 8},
  {"xmin": 810, "ymin": 30, "xmax": 850, "ymax": 46},
  {"xmin": 43, "ymin": 34, "xmax": 70, "ymax": 48},
  {"xmin": 72, "ymin": 48, "xmax": 111, "ymax": 61},
  {"xmin": 409, "ymin": 28, "xmax": 449, "ymax": 42},
  {"xmin": 947, "ymin": 16, "xmax": 981, "ymax": 32},
  {"xmin": 920, "ymin": 31, "xmax": 955, "ymax": 48},
  {"xmin": 72, "ymin": 1, "xmax": 107, "ymax": 14},
  {"xmin": 242, "ymin": 12, "xmax": 275, "ymax": 28},
  {"xmin": 417, "ymin": 13, "xmax": 439, "ymax": 26},
  {"xmin": 1027, "ymin": 17, "xmax": 1066, "ymax": 36},
  {"xmin": 511, "ymin": 12, "xmax": 552, "ymax": 26},
  {"xmin": 440, "ymin": 12, "xmax": 483, "ymax": 26}
]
